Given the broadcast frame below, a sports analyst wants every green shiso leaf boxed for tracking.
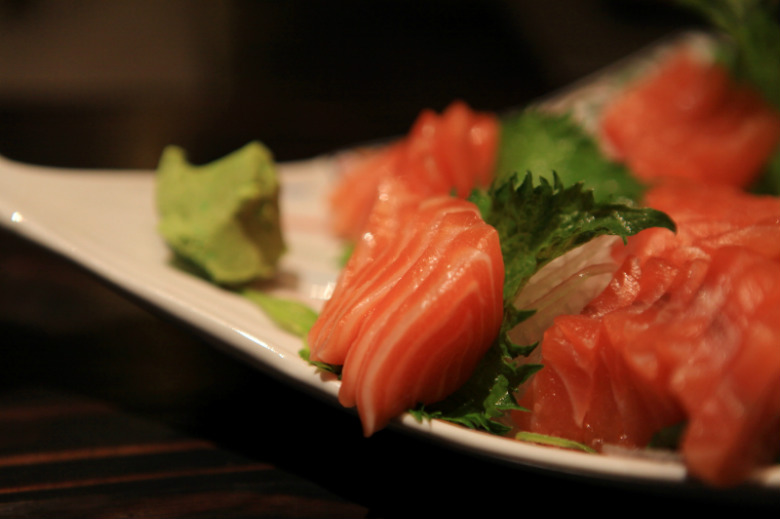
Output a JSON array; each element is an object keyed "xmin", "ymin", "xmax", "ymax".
[
  {"xmin": 515, "ymin": 431, "xmax": 597, "ymax": 453},
  {"xmin": 473, "ymin": 171, "xmax": 676, "ymax": 303},
  {"xmin": 495, "ymin": 109, "xmax": 645, "ymax": 203},
  {"xmin": 415, "ymin": 170, "xmax": 675, "ymax": 435},
  {"xmin": 242, "ymin": 289, "xmax": 319, "ymax": 339},
  {"xmin": 156, "ymin": 141, "xmax": 286, "ymax": 285},
  {"xmin": 241, "ymin": 289, "xmax": 334, "ymax": 372},
  {"xmin": 411, "ymin": 338, "xmax": 542, "ymax": 436}
]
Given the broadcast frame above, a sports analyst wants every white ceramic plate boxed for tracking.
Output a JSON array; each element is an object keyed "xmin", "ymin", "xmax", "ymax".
[{"xmin": 1, "ymin": 31, "xmax": 778, "ymax": 494}]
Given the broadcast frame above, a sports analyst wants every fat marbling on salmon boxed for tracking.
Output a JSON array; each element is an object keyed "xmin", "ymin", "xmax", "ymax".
[{"xmin": 309, "ymin": 177, "xmax": 504, "ymax": 436}]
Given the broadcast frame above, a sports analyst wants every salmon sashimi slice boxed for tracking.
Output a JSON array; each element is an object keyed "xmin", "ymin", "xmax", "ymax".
[
  {"xmin": 618, "ymin": 181, "xmax": 780, "ymax": 265},
  {"xmin": 514, "ymin": 256, "xmax": 688, "ymax": 451},
  {"xmin": 517, "ymin": 248, "xmax": 780, "ymax": 486},
  {"xmin": 673, "ymin": 249, "xmax": 780, "ymax": 486},
  {"xmin": 329, "ymin": 101, "xmax": 499, "ymax": 241},
  {"xmin": 514, "ymin": 182, "xmax": 780, "ymax": 486},
  {"xmin": 599, "ymin": 49, "xmax": 780, "ymax": 188},
  {"xmin": 308, "ymin": 178, "xmax": 504, "ymax": 436},
  {"xmin": 307, "ymin": 178, "xmax": 436, "ymax": 366}
]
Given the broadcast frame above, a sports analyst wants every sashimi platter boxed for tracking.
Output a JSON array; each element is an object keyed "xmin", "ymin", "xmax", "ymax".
[{"xmin": 2, "ymin": 0, "xmax": 780, "ymax": 494}]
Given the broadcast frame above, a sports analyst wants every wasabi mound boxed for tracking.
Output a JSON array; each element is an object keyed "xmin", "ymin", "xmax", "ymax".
[{"xmin": 156, "ymin": 141, "xmax": 285, "ymax": 285}]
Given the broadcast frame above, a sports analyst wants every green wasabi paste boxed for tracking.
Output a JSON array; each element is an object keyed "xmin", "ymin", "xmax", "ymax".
[{"xmin": 156, "ymin": 141, "xmax": 286, "ymax": 285}]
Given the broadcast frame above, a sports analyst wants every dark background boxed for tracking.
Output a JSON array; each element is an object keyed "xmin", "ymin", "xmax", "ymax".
[
  {"xmin": 3, "ymin": 1, "xmax": 775, "ymax": 516},
  {"xmin": 0, "ymin": 0, "xmax": 704, "ymax": 168}
]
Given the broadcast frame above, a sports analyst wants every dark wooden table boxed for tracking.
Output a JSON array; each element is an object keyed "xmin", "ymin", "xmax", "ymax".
[{"xmin": 0, "ymin": 2, "xmax": 777, "ymax": 516}]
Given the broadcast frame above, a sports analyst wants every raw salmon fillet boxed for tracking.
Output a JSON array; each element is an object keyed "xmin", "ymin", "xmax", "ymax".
[
  {"xmin": 309, "ymin": 177, "xmax": 504, "ymax": 436},
  {"xmin": 329, "ymin": 101, "xmax": 499, "ymax": 241},
  {"xmin": 514, "ymin": 182, "xmax": 780, "ymax": 486},
  {"xmin": 621, "ymin": 181, "xmax": 780, "ymax": 264},
  {"xmin": 600, "ymin": 49, "xmax": 780, "ymax": 188}
]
